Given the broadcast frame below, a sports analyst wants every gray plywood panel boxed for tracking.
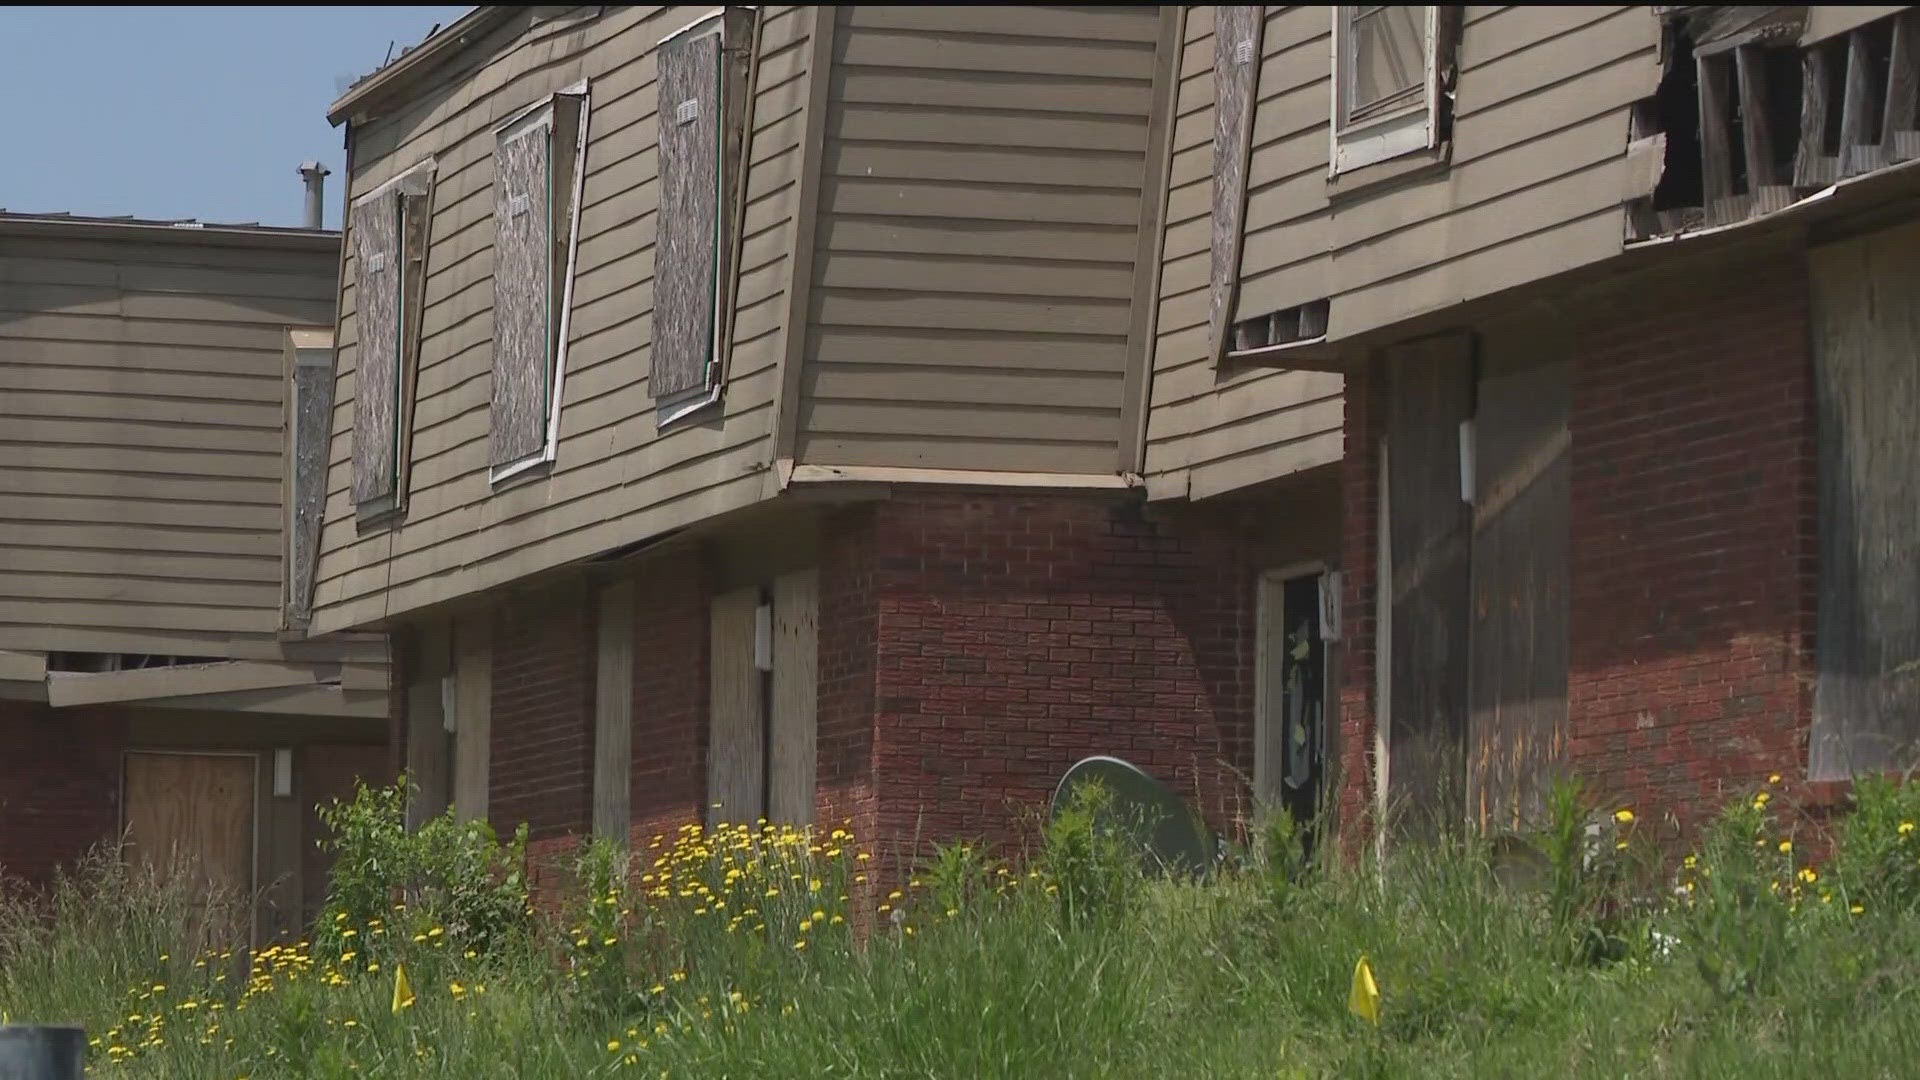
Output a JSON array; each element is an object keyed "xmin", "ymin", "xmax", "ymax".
[
  {"xmin": 1385, "ymin": 334, "xmax": 1473, "ymax": 834},
  {"xmin": 707, "ymin": 586, "xmax": 764, "ymax": 825},
  {"xmin": 351, "ymin": 194, "xmax": 401, "ymax": 504},
  {"xmin": 1811, "ymin": 223, "xmax": 1920, "ymax": 779},
  {"xmin": 653, "ymin": 30, "xmax": 724, "ymax": 401},
  {"xmin": 489, "ymin": 121, "xmax": 553, "ymax": 467},
  {"xmin": 1467, "ymin": 354, "xmax": 1569, "ymax": 833},
  {"xmin": 767, "ymin": 569, "xmax": 818, "ymax": 825},
  {"xmin": 1209, "ymin": 6, "xmax": 1262, "ymax": 365},
  {"xmin": 288, "ymin": 350, "xmax": 336, "ymax": 624}
]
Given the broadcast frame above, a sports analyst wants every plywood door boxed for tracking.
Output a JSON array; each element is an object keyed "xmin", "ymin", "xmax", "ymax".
[
  {"xmin": 124, "ymin": 752, "xmax": 256, "ymax": 917},
  {"xmin": 708, "ymin": 586, "xmax": 765, "ymax": 825},
  {"xmin": 768, "ymin": 569, "xmax": 820, "ymax": 826},
  {"xmin": 1467, "ymin": 355, "xmax": 1570, "ymax": 833},
  {"xmin": 1384, "ymin": 335, "xmax": 1474, "ymax": 835}
]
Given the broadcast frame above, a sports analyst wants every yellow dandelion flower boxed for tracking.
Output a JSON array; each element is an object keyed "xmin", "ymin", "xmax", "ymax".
[
  {"xmin": 1851, "ymin": 903, "xmax": 1865, "ymax": 915},
  {"xmin": 1899, "ymin": 822, "xmax": 1915, "ymax": 836},
  {"xmin": 1799, "ymin": 867, "xmax": 1818, "ymax": 883},
  {"xmin": 1753, "ymin": 792, "xmax": 1771, "ymax": 807},
  {"xmin": 793, "ymin": 939, "xmax": 807, "ymax": 951},
  {"xmin": 1614, "ymin": 808, "xmax": 1634, "ymax": 824},
  {"xmin": 607, "ymin": 1039, "xmax": 622, "ymax": 1052},
  {"xmin": 1778, "ymin": 839, "xmax": 1793, "ymax": 854},
  {"xmin": 1768, "ymin": 773, "xmax": 1782, "ymax": 785}
]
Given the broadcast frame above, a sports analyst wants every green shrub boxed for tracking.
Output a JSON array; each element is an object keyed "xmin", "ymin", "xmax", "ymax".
[
  {"xmin": 1038, "ymin": 779, "xmax": 1141, "ymax": 929},
  {"xmin": 1828, "ymin": 771, "xmax": 1920, "ymax": 915}
]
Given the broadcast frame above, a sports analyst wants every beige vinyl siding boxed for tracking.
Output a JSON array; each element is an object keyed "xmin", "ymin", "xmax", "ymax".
[
  {"xmin": 1145, "ymin": 5, "xmax": 1657, "ymax": 500},
  {"xmin": 0, "ymin": 232, "xmax": 334, "ymax": 655},
  {"xmin": 796, "ymin": 5, "xmax": 1163, "ymax": 475},
  {"xmin": 310, "ymin": 6, "xmax": 818, "ymax": 634}
]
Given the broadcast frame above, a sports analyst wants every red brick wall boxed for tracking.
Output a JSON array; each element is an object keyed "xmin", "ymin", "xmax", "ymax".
[
  {"xmin": 818, "ymin": 505, "xmax": 882, "ymax": 848},
  {"xmin": 627, "ymin": 551, "xmax": 710, "ymax": 846},
  {"xmin": 0, "ymin": 702, "xmax": 124, "ymax": 889},
  {"xmin": 490, "ymin": 582, "xmax": 597, "ymax": 841},
  {"xmin": 852, "ymin": 491, "xmax": 1259, "ymax": 863},
  {"xmin": 1566, "ymin": 261, "xmax": 1815, "ymax": 830},
  {"xmin": 1335, "ymin": 257, "xmax": 1817, "ymax": 842}
]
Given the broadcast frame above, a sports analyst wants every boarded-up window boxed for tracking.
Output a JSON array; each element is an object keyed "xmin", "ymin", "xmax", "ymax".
[
  {"xmin": 1332, "ymin": 6, "xmax": 1453, "ymax": 173},
  {"xmin": 349, "ymin": 162, "xmax": 434, "ymax": 517},
  {"xmin": 653, "ymin": 9, "xmax": 754, "ymax": 424},
  {"xmin": 285, "ymin": 332, "xmax": 335, "ymax": 626},
  {"xmin": 1810, "ymin": 221, "xmax": 1920, "ymax": 779},
  {"xmin": 490, "ymin": 90, "xmax": 588, "ymax": 477},
  {"xmin": 707, "ymin": 571, "xmax": 819, "ymax": 827}
]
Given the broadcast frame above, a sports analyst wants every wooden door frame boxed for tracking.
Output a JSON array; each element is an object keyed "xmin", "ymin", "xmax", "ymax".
[{"xmin": 121, "ymin": 748, "xmax": 263, "ymax": 945}]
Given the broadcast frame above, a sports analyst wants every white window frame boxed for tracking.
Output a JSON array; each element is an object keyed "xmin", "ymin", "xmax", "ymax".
[
  {"xmin": 489, "ymin": 79, "xmax": 592, "ymax": 485},
  {"xmin": 1330, "ymin": 5, "xmax": 1442, "ymax": 175}
]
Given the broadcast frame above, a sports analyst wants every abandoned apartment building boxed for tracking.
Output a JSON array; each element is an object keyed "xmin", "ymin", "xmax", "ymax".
[
  {"xmin": 8, "ymin": 4, "xmax": 1920, "ymax": 911},
  {"xmin": 0, "ymin": 209, "xmax": 386, "ymax": 939}
]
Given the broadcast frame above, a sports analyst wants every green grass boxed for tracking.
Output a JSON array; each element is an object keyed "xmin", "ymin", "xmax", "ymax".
[{"xmin": 3, "ymin": 777, "xmax": 1920, "ymax": 1078}]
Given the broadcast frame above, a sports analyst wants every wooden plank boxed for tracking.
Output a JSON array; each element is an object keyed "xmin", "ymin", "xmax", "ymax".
[
  {"xmin": 1796, "ymin": 45, "xmax": 1838, "ymax": 187},
  {"xmin": 1467, "ymin": 353, "xmax": 1570, "ymax": 834},
  {"xmin": 46, "ymin": 660, "xmax": 328, "ymax": 708},
  {"xmin": 652, "ymin": 27, "xmax": 725, "ymax": 400},
  {"xmin": 1841, "ymin": 28, "xmax": 1881, "ymax": 176},
  {"xmin": 593, "ymin": 579, "xmax": 635, "ymax": 841},
  {"xmin": 1209, "ymin": 6, "xmax": 1264, "ymax": 367},
  {"xmin": 452, "ymin": 615, "xmax": 492, "ymax": 824},
  {"xmin": 350, "ymin": 192, "xmax": 401, "ymax": 505},
  {"xmin": 793, "ymin": 432, "xmax": 1119, "ymax": 474},
  {"xmin": 840, "ymin": 5, "xmax": 1161, "ymax": 44},
  {"xmin": 1384, "ymin": 335, "xmax": 1473, "ymax": 835},
  {"xmin": 707, "ymin": 586, "xmax": 764, "ymax": 825},
  {"xmin": 1809, "ymin": 222, "xmax": 1920, "ymax": 779},
  {"xmin": 288, "ymin": 337, "xmax": 336, "ymax": 625},
  {"xmin": 1804, "ymin": 6, "xmax": 1906, "ymax": 45},
  {"xmin": 1736, "ymin": 46, "xmax": 1792, "ymax": 213},
  {"xmin": 489, "ymin": 117, "xmax": 554, "ymax": 466},
  {"xmin": 0, "ymin": 650, "xmax": 46, "ymax": 682},
  {"xmin": 1697, "ymin": 53, "xmax": 1737, "ymax": 220},
  {"xmin": 767, "ymin": 569, "xmax": 818, "ymax": 825},
  {"xmin": 1885, "ymin": 9, "xmax": 1920, "ymax": 161}
]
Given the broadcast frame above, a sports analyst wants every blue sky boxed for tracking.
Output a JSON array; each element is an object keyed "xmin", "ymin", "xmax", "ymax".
[{"xmin": 0, "ymin": 6, "xmax": 468, "ymax": 230}]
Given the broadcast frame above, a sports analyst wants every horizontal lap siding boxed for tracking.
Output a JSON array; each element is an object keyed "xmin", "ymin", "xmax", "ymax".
[
  {"xmin": 312, "ymin": 6, "xmax": 814, "ymax": 634},
  {"xmin": 0, "ymin": 235, "xmax": 334, "ymax": 654},
  {"xmin": 798, "ymin": 5, "xmax": 1162, "ymax": 475},
  {"xmin": 1145, "ymin": 5, "xmax": 1655, "ymax": 500}
]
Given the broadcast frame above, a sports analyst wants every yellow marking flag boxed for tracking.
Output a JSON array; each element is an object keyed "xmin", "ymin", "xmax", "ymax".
[
  {"xmin": 1349, "ymin": 954, "xmax": 1380, "ymax": 1026},
  {"xmin": 391, "ymin": 962, "xmax": 415, "ymax": 1013}
]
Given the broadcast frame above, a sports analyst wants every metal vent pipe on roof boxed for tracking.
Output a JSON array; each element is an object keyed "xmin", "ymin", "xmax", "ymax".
[{"xmin": 297, "ymin": 161, "xmax": 332, "ymax": 229}]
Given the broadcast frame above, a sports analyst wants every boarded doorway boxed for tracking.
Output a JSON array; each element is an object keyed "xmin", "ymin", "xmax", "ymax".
[{"xmin": 124, "ymin": 751, "xmax": 256, "ymax": 938}]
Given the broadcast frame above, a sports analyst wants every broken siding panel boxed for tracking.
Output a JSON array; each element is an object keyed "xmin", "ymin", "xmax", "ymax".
[
  {"xmin": 490, "ymin": 119, "xmax": 554, "ymax": 467},
  {"xmin": 310, "ymin": 7, "xmax": 812, "ymax": 633},
  {"xmin": 799, "ymin": 4, "xmax": 1161, "ymax": 476},
  {"xmin": 1810, "ymin": 222, "xmax": 1920, "ymax": 779},
  {"xmin": 0, "ymin": 233, "xmax": 334, "ymax": 656}
]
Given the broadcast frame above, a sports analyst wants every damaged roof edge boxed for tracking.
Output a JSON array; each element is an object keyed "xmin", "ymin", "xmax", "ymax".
[
  {"xmin": 326, "ymin": 5, "xmax": 511, "ymax": 127},
  {"xmin": 0, "ymin": 213, "xmax": 337, "ymax": 249}
]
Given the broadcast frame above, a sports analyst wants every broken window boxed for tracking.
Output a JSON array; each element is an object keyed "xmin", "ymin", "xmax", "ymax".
[
  {"xmin": 1331, "ymin": 6, "xmax": 1457, "ymax": 174},
  {"xmin": 1230, "ymin": 299, "xmax": 1331, "ymax": 359},
  {"xmin": 489, "ymin": 86, "xmax": 588, "ymax": 481},
  {"xmin": 1630, "ymin": 7, "xmax": 1920, "ymax": 239},
  {"xmin": 652, "ymin": 8, "xmax": 754, "ymax": 426},
  {"xmin": 349, "ymin": 160, "xmax": 433, "ymax": 519},
  {"xmin": 286, "ymin": 330, "xmax": 335, "ymax": 627}
]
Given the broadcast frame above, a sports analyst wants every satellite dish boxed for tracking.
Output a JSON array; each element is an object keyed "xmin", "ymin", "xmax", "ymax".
[{"xmin": 1048, "ymin": 756, "xmax": 1212, "ymax": 877}]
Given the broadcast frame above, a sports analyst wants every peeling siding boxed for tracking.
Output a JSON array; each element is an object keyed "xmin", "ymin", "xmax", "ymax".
[
  {"xmin": 0, "ymin": 232, "xmax": 335, "ymax": 655},
  {"xmin": 796, "ymin": 5, "xmax": 1164, "ymax": 475},
  {"xmin": 1145, "ymin": 5, "xmax": 1658, "ymax": 500},
  {"xmin": 311, "ymin": 6, "xmax": 818, "ymax": 634}
]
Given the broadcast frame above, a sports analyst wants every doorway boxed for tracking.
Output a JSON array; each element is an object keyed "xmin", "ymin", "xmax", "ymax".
[
  {"xmin": 1257, "ymin": 567, "xmax": 1330, "ymax": 840},
  {"xmin": 123, "ymin": 750, "xmax": 257, "ymax": 940}
]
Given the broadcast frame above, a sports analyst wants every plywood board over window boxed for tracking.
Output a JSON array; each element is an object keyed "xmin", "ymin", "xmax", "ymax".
[
  {"xmin": 1810, "ymin": 220, "xmax": 1920, "ymax": 779},
  {"xmin": 490, "ymin": 87, "xmax": 590, "ymax": 482},
  {"xmin": 653, "ymin": 8, "xmax": 756, "ymax": 426},
  {"xmin": 285, "ymin": 329, "xmax": 335, "ymax": 628},
  {"xmin": 349, "ymin": 160, "xmax": 434, "ymax": 520},
  {"xmin": 1209, "ymin": 6, "xmax": 1264, "ymax": 366}
]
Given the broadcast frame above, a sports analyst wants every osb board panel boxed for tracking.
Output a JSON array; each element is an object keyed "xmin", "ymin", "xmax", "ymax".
[
  {"xmin": 653, "ymin": 30, "xmax": 724, "ymax": 400},
  {"xmin": 1467, "ymin": 354, "xmax": 1570, "ymax": 833},
  {"xmin": 1810, "ymin": 224, "xmax": 1920, "ymax": 779},
  {"xmin": 1208, "ymin": 6, "xmax": 1263, "ymax": 365},
  {"xmin": 1385, "ymin": 336, "xmax": 1473, "ymax": 833},
  {"xmin": 289, "ymin": 358, "xmax": 335, "ymax": 623},
  {"xmin": 124, "ymin": 752, "xmax": 255, "ymax": 909},
  {"xmin": 767, "ymin": 569, "xmax": 818, "ymax": 825},
  {"xmin": 311, "ymin": 7, "xmax": 810, "ymax": 635},
  {"xmin": 490, "ymin": 123, "xmax": 553, "ymax": 467},
  {"xmin": 351, "ymin": 194, "xmax": 402, "ymax": 504},
  {"xmin": 708, "ymin": 586, "xmax": 764, "ymax": 825}
]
